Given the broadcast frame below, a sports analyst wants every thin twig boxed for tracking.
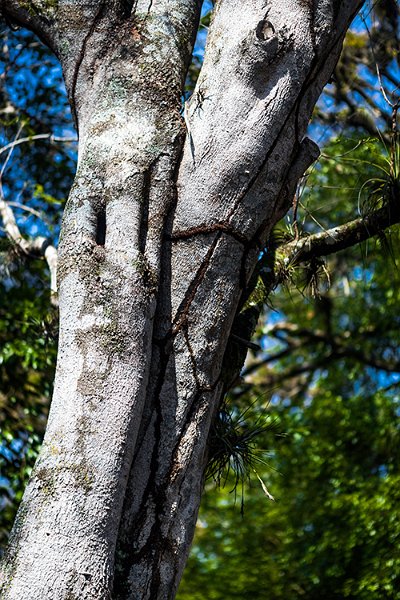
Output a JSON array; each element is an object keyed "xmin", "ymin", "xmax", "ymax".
[{"xmin": 0, "ymin": 133, "xmax": 77, "ymax": 156}]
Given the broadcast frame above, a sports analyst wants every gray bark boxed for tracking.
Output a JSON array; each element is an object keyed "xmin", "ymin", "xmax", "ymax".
[{"xmin": 0, "ymin": 1, "xmax": 363, "ymax": 599}]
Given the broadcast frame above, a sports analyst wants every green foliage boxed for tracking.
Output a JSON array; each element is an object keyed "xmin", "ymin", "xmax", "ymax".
[
  {"xmin": 178, "ymin": 389, "xmax": 400, "ymax": 600},
  {"xmin": 274, "ymin": 390, "xmax": 400, "ymax": 600},
  {"xmin": 0, "ymin": 256, "xmax": 57, "ymax": 550},
  {"xmin": 0, "ymin": 22, "xmax": 67, "ymax": 551},
  {"xmin": 317, "ymin": 1, "xmax": 399, "ymax": 135},
  {"xmin": 302, "ymin": 135, "xmax": 395, "ymax": 233}
]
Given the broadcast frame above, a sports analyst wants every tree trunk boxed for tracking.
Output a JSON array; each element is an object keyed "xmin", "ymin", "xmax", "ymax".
[{"xmin": 0, "ymin": 1, "xmax": 363, "ymax": 598}]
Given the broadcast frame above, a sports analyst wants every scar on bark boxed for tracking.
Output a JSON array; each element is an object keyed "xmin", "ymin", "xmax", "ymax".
[
  {"xmin": 256, "ymin": 19, "xmax": 275, "ymax": 41},
  {"xmin": 95, "ymin": 207, "xmax": 106, "ymax": 246}
]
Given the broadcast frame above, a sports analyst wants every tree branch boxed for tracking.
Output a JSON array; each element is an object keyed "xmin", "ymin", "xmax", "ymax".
[
  {"xmin": 281, "ymin": 201, "xmax": 400, "ymax": 266},
  {"xmin": 244, "ymin": 324, "xmax": 400, "ymax": 384},
  {"xmin": 0, "ymin": 194, "xmax": 58, "ymax": 304},
  {"xmin": 0, "ymin": 134, "xmax": 77, "ymax": 157},
  {"xmin": 0, "ymin": 0, "xmax": 57, "ymax": 48},
  {"xmin": 0, "ymin": 123, "xmax": 59, "ymax": 302}
]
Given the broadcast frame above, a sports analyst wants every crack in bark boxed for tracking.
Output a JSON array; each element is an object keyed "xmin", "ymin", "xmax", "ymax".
[
  {"xmin": 227, "ymin": 108, "xmax": 298, "ymax": 229},
  {"xmin": 139, "ymin": 167, "xmax": 152, "ymax": 255},
  {"xmin": 69, "ymin": 0, "xmax": 108, "ymax": 129},
  {"xmin": 169, "ymin": 222, "xmax": 248, "ymax": 245},
  {"xmin": 116, "ymin": 131, "xmax": 221, "ymax": 582},
  {"xmin": 95, "ymin": 207, "xmax": 107, "ymax": 246},
  {"xmin": 115, "ymin": 284, "xmax": 221, "ymax": 598},
  {"xmin": 182, "ymin": 326, "xmax": 202, "ymax": 389},
  {"xmin": 121, "ymin": 0, "xmax": 135, "ymax": 18},
  {"xmin": 170, "ymin": 234, "xmax": 221, "ymax": 336},
  {"xmin": 138, "ymin": 391, "xmax": 214, "ymax": 597},
  {"xmin": 115, "ymin": 353, "xmax": 178, "ymax": 597},
  {"xmin": 309, "ymin": 0, "xmax": 317, "ymax": 54},
  {"xmin": 130, "ymin": 0, "xmax": 139, "ymax": 17},
  {"xmin": 113, "ymin": 339, "xmax": 169, "ymax": 596},
  {"xmin": 113, "ymin": 144, "xmax": 187, "ymax": 595}
]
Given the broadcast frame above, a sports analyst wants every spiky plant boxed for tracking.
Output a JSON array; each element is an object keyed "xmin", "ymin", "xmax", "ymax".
[{"xmin": 206, "ymin": 402, "xmax": 278, "ymax": 512}]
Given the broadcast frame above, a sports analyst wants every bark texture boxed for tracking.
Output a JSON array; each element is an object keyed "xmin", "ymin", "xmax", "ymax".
[{"xmin": 0, "ymin": 1, "xmax": 363, "ymax": 599}]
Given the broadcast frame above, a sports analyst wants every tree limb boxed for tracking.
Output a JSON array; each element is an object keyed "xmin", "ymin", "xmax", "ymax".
[
  {"xmin": 0, "ymin": 134, "xmax": 77, "ymax": 156},
  {"xmin": 244, "ymin": 326, "xmax": 400, "ymax": 383},
  {"xmin": 281, "ymin": 201, "xmax": 400, "ymax": 266},
  {"xmin": 0, "ymin": 194, "xmax": 58, "ymax": 303},
  {"xmin": 0, "ymin": 0, "xmax": 57, "ymax": 48}
]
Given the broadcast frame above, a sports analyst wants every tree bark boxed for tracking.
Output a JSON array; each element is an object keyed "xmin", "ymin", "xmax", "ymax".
[{"xmin": 0, "ymin": 1, "xmax": 363, "ymax": 599}]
